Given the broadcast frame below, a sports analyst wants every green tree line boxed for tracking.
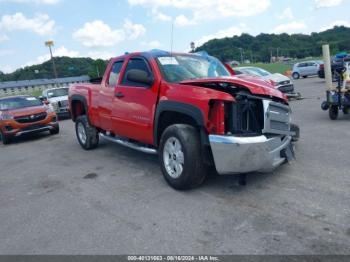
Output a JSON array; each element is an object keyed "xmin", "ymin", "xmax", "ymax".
[
  {"xmin": 195, "ymin": 26, "xmax": 350, "ymax": 62},
  {"xmin": 1, "ymin": 26, "xmax": 349, "ymax": 82},
  {"xmin": 0, "ymin": 57, "xmax": 108, "ymax": 82}
]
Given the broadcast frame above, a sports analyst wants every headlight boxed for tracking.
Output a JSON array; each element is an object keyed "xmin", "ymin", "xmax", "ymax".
[
  {"xmin": 46, "ymin": 104, "xmax": 55, "ymax": 113},
  {"xmin": 0, "ymin": 115, "xmax": 14, "ymax": 120}
]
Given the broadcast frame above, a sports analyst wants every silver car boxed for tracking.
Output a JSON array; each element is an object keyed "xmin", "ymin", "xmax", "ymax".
[
  {"xmin": 234, "ymin": 66, "xmax": 295, "ymax": 94},
  {"xmin": 292, "ymin": 61, "xmax": 323, "ymax": 79}
]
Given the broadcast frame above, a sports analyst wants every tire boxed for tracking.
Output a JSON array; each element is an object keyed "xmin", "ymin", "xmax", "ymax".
[
  {"xmin": 159, "ymin": 124, "xmax": 206, "ymax": 190},
  {"xmin": 290, "ymin": 123, "xmax": 300, "ymax": 142},
  {"xmin": 49, "ymin": 125, "xmax": 60, "ymax": 135},
  {"xmin": 0, "ymin": 130, "xmax": 11, "ymax": 145},
  {"xmin": 292, "ymin": 72, "xmax": 300, "ymax": 79},
  {"xmin": 329, "ymin": 105, "xmax": 339, "ymax": 120},
  {"xmin": 75, "ymin": 115, "xmax": 99, "ymax": 150}
]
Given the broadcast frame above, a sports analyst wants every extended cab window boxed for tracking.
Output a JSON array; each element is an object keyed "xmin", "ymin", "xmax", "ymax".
[
  {"xmin": 108, "ymin": 61, "xmax": 123, "ymax": 87},
  {"xmin": 121, "ymin": 58, "xmax": 152, "ymax": 87}
]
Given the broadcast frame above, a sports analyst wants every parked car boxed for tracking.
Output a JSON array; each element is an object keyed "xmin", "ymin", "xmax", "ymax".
[
  {"xmin": 0, "ymin": 95, "xmax": 59, "ymax": 144},
  {"xmin": 41, "ymin": 87, "xmax": 70, "ymax": 118},
  {"xmin": 69, "ymin": 50, "xmax": 297, "ymax": 190},
  {"xmin": 233, "ymin": 66, "xmax": 295, "ymax": 95},
  {"xmin": 292, "ymin": 61, "xmax": 323, "ymax": 79}
]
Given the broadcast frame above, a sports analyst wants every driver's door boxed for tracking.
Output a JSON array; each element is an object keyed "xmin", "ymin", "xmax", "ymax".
[{"xmin": 111, "ymin": 57, "xmax": 159, "ymax": 145}]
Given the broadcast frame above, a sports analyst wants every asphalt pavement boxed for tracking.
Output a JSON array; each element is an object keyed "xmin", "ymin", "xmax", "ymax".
[{"xmin": 0, "ymin": 77, "xmax": 349, "ymax": 255}]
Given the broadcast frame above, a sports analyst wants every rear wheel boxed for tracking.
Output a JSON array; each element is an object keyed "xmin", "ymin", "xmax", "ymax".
[
  {"xmin": 292, "ymin": 72, "xmax": 300, "ymax": 79},
  {"xmin": 75, "ymin": 115, "xmax": 99, "ymax": 150},
  {"xmin": 329, "ymin": 105, "xmax": 339, "ymax": 120},
  {"xmin": 159, "ymin": 124, "xmax": 206, "ymax": 190}
]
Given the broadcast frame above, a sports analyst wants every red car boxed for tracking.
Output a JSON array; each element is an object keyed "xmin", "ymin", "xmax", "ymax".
[
  {"xmin": 0, "ymin": 96, "xmax": 59, "ymax": 144},
  {"xmin": 69, "ymin": 50, "xmax": 296, "ymax": 190}
]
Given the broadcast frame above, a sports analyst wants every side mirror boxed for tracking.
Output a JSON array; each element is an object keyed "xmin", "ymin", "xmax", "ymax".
[{"xmin": 126, "ymin": 69, "xmax": 153, "ymax": 86}]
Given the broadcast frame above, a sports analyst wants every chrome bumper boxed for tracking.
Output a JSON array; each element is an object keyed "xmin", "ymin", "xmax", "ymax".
[{"xmin": 209, "ymin": 135, "xmax": 293, "ymax": 175}]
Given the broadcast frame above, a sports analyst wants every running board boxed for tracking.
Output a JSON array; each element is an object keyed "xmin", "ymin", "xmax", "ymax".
[{"xmin": 100, "ymin": 134, "xmax": 158, "ymax": 155}]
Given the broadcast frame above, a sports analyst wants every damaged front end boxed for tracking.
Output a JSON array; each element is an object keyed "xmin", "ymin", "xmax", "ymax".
[{"xmin": 181, "ymin": 77, "xmax": 297, "ymax": 175}]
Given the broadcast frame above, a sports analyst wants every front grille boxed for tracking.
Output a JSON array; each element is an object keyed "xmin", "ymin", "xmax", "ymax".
[
  {"xmin": 225, "ymin": 98, "xmax": 264, "ymax": 135},
  {"xmin": 262, "ymin": 101, "xmax": 291, "ymax": 135},
  {"xmin": 15, "ymin": 112, "xmax": 47, "ymax": 124},
  {"xmin": 278, "ymin": 84, "xmax": 294, "ymax": 93},
  {"xmin": 58, "ymin": 100, "xmax": 68, "ymax": 108}
]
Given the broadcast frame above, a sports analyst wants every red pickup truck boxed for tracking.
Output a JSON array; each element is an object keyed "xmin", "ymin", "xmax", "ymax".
[{"xmin": 69, "ymin": 50, "xmax": 296, "ymax": 190}]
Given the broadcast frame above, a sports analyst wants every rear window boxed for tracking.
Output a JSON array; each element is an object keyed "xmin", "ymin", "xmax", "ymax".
[{"xmin": 0, "ymin": 97, "xmax": 42, "ymax": 111}]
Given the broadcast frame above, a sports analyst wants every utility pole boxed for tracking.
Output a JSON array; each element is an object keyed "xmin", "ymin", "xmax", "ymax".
[
  {"xmin": 238, "ymin": 48, "xmax": 243, "ymax": 64},
  {"xmin": 270, "ymin": 48, "xmax": 273, "ymax": 63},
  {"xmin": 45, "ymin": 40, "xmax": 58, "ymax": 79},
  {"xmin": 250, "ymin": 50, "xmax": 253, "ymax": 64},
  {"xmin": 277, "ymin": 47, "xmax": 280, "ymax": 61}
]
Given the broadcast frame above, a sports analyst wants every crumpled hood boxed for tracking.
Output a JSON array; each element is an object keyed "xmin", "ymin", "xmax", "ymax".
[
  {"xmin": 262, "ymin": 73, "xmax": 291, "ymax": 84},
  {"xmin": 180, "ymin": 75, "xmax": 287, "ymax": 101},
  {"xmin": 48, "ymin": 96, "xmax": 68, "ymax": 104}
]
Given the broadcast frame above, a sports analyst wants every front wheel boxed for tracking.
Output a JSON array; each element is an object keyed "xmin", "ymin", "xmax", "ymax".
[
  {"xmin": 292, "ymin": 72, "xmax": 300, "ymax": 79},
  {"xmin": 159, "ymin": 124, "xmax": 206, "ymax": 190},
  {"xmin": 0, "ymin": 130, "xmax": 11, "ymax": 145},
  {"xmin": 329, "ymin": 105, "xmax": 339, "ymax": 120},
  {"xmin": 49, "ymin": 125, "xmax": 60, "ymax": 135},
  {"xmin": 75, "ymin": 115, "xmax": 99, "ymax": 150}
]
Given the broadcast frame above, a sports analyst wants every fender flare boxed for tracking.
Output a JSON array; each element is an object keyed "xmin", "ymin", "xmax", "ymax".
[
  {"xmin": 154, "ymin": 100, "xmax": 206, "ymax": 146},
  {"xmin": 70, "ymin": 94, "xmax": 89, "ymax": 122}
]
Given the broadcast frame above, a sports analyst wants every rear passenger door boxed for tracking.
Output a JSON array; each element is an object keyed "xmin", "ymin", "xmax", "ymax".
[
  {"xmin": 98, "ymin": 60, "xmax": 124, "ymax": 131},
  {"xmin": 111, "ymin": 56, "xmax": 159, "ymax": 145}
]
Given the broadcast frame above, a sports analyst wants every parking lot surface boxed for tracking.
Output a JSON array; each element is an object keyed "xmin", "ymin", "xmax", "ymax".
[{"xmin": 0, "ymin": 77, "xmax": 350, "ymax": 255}]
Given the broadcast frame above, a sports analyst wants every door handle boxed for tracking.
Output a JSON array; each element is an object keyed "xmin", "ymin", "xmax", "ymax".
[{"xmin": 115, "ymin": 92, "xmax": 124, "ymax": 98}]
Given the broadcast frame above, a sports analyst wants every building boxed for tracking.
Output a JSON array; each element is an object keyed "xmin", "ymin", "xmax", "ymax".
[{"xmin": 0, "ymin": 75, "xmax": 90, "ymax": 97}]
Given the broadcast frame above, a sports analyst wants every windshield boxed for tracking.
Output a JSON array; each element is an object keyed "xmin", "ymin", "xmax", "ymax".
[
  {"xmin": 240, "ymin": 67, "xmax": 271, "ymax": 77},
  {"xmin": 47, "ymin": 88, "xmax": 68, "ymax": 98},
  {"xmin": 0, "ymin": 97, "xmax": 43, "ymax": 111},
  {"xmin": 156, "ymin": 54, "xmax": 230, "ymax": 83}
]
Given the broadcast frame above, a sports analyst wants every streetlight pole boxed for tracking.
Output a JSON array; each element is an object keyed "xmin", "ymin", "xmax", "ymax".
[{"xmin": 45, "ymin": 40, "xmax": 58, "ymax": 79}]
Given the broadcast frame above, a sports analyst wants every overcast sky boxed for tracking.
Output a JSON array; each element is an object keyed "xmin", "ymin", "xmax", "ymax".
[{"xmin": 0, "ymin": 0, "xmax": 349, "ymax": 73}]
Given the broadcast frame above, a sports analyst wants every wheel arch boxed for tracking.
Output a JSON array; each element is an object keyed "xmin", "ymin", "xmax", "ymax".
[
  {"xmin": 154, "ymin": 101, "xmax": 213, "ymax": 166},
  {"xmin": 70, "ymin": 95, "xmax": 88, "ymax": 122}
]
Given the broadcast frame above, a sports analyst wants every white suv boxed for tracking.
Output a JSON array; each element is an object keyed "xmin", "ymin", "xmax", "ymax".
[{"xmin": 41, "ymin": 87, "xmax": 70, "ymax": 117}]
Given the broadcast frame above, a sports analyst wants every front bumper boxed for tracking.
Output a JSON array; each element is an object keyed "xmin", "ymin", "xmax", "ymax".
[
  {"xmin": 209, "ymin": 135, "xmax": 293, "ymax": 175},
  {"xmin": 1, "ymin": 113, "xmax": 58, "ymax": 138}
]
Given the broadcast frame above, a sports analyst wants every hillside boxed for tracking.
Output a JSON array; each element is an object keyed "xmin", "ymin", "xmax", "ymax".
[
  {"xmin": 196, "ymin": 26, "xmax": 350, "ymax": 62},
  {"xmin": 0, "ymin": 57, "xmax": 108, "ymax": 82}
]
